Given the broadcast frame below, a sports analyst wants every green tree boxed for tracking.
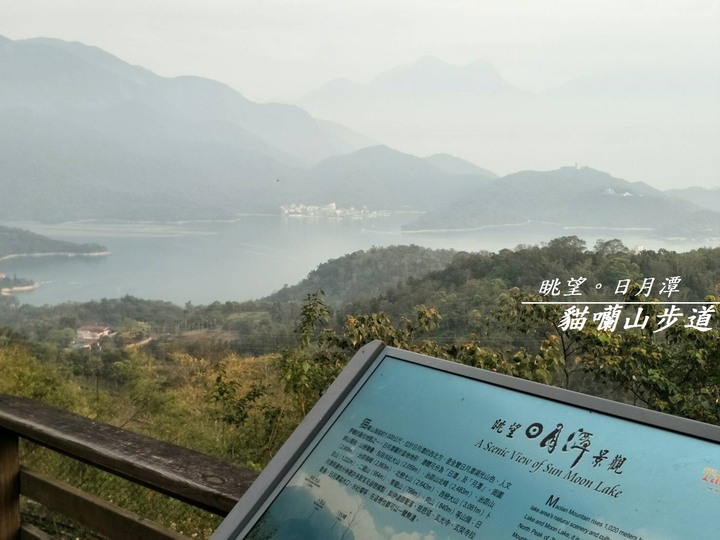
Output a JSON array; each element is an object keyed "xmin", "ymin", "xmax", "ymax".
[{"xmin": 495, "ymin": 287, "xmax": 720, "ymax": 425}]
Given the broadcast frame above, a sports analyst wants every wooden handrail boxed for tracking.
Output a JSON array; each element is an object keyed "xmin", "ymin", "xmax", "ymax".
[
  {"xmin": 0, "ymin": 393, "xmax": 259, "ymax": 539},
  {"xmin": 19, "ymin": 468, "xmax": 188, "ymax": 540}
]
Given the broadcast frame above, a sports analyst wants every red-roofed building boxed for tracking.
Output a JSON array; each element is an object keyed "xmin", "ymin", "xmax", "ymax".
[{"xmin": 76, "ymin": 324, "xmax": 112, "ymax": 347}]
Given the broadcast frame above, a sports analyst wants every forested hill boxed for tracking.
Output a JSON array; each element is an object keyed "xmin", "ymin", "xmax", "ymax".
[
  {"xmin": 342, "ymin": 237, "xmax": 720, "ymax": 341},
  {"xmin": 0, "ymin": 224, "xmax": 107, "ymax": 259},
  {"xmin": 266, "ymin": 245, "xmax": 457, "ymax": 306}
]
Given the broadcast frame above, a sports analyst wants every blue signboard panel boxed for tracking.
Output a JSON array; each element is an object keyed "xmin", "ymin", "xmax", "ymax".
[{"xmin": 213, "ymin": 341, "xmax": 720, "ymax": 540}]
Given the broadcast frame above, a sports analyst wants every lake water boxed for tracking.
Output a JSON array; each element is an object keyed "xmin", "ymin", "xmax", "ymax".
[{"xmin": 1, "ymin": 215, "xmax": 715, "ymax": 307}]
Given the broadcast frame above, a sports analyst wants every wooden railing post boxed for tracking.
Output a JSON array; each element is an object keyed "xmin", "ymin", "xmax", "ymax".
[
  {"xmin": 0, "ymin": 427, "xmax": 20, "ymax": 540},
  {"xmin": 0, "ymin": 393, "xmax": 260, "ymax": 538}
]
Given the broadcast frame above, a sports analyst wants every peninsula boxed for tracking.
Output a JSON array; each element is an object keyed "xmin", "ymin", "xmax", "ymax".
[
  {"xmin": 0, "ymin": 224, "xmax": 109, "ymax": 296},
  {"xmin": 0, "ymin": 224, "xmax": 108, "ymax": 259}
]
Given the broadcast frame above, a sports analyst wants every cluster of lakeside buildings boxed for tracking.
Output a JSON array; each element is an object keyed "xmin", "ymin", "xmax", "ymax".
[{"xmin": 280, "ymin": 202, "xmax": 390, "ymax": 219}]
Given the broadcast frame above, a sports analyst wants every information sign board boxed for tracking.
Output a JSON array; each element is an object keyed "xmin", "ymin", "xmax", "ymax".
[{"xmin": 213, "ymin": 340, "xmax": 720, "ymax": 540}]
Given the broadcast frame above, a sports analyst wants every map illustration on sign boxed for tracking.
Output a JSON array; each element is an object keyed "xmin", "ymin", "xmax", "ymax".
[{"xmin": 213, "ymin": 342, "xmax": 720, "ymax": 540}]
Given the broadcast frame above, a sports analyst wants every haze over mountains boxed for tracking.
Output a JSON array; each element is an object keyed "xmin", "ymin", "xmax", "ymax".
[
  {"xmin": 0, "ymin": 36, "xmax": 364, "ymax": 220},
  {"xmin": 297, "ymin": 56, "xmax": 719, "ymax": 191},
  {"xmin": 301, "ymin": 56, "xmax": 522, "ymax": 103},
  {"xmin": 1, "ymin": 35, "xmax": 718, "ymax": 240}
]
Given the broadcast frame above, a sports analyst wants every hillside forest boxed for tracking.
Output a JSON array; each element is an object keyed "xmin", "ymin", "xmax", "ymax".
[{"xmin": 2, "ymin": 238, "xmax": 720, "ymax": 536}]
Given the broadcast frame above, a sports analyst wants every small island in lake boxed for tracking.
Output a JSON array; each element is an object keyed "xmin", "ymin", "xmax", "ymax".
[{"xmin": 0, "ymin": 273, "xmax": 37, "ymax": 296}]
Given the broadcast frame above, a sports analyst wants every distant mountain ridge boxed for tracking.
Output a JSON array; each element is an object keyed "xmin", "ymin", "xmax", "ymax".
[
  {"xmin": 0, "ymin": 36, "xmax": 358, "ymax": 162},
  {"xmin": 0, "ymin": 36, "xmax": 505, "ymax": 221},
  {"xmin": 1, "ymin": 34, "xmax": 716, "ymax": 240},
  {"xmin": 280, "ymin": 144, "xmax": 499, "ymax": 215},
  {"xmin": 665, "ymin": 187, "xmax": 720, "ymax": 213},
  {"xmin": 295, "ymin": 145, "xmax": 496, "ymax": 211},
  {"xmin": 300, "ymin": 56, "xmax": 521, "ymax": 107},
  {"xmin": 368, "ymin": 56, "xmax": 521, "ymax": 97},
  {"xmin": 542, "ymin": 66, "xmax": 720, "ymax": 101},
  {"xmin": 403, "ymin": 167, "xmax": 720, "ymax": 239},
  {"xmin": 296, "ymin": 56, "xmax": 720, "ymax": 191},
  {"xmin": 0, "ymin": 35, "xmax": 371, "ymax": 220}
]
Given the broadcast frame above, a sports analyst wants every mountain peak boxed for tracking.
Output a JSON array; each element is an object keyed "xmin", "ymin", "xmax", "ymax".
[
  {"xmin": 423, "ymin": 153, "xmax": 498, "ymax": 178},
  {"xmin": 414, "ymin": 55, "xmax": 452, "ymax": 67},
  {"xmin": 464, "ymin": 58, "xmax": 499, "ymax": 73},
  {"xmin": 367, "ymin": 56, "xmax": 517, "ymax": 97},
  {"xmin": 322, "ymin": 144, "xmax": 416, "ymax": 164}
]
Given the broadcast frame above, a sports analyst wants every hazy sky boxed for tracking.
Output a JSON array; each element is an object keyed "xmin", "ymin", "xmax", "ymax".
[
  {"xmin": 2, "ymin": 1, "xmax": 719, "ymax": 188},
  {"xmin": 3, "ymin": 0, "xmax": 719, "ymax": 101}
]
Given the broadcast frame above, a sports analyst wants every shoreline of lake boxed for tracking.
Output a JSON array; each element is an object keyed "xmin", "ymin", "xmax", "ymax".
[
  {"xmin": 1, "ymin": 216, "xmax": 716, "ymax": 307},
  {"xmin": 0, "ymin": 251, "xmax": 111, "ymax": 262},
  {"xmin": 1, "ymin": 283, "xmax": 40, "ymax": 296}
]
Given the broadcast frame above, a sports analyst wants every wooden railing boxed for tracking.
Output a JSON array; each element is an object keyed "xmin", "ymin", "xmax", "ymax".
[{"xmin": 0, "ymin": 394, "xmax": 259, "ymax": 540}]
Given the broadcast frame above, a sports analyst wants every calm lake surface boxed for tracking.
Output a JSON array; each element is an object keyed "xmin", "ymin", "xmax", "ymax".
[{"xmin": 1, "ymin": 215, "xmax": 715, "ymax": 307}]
